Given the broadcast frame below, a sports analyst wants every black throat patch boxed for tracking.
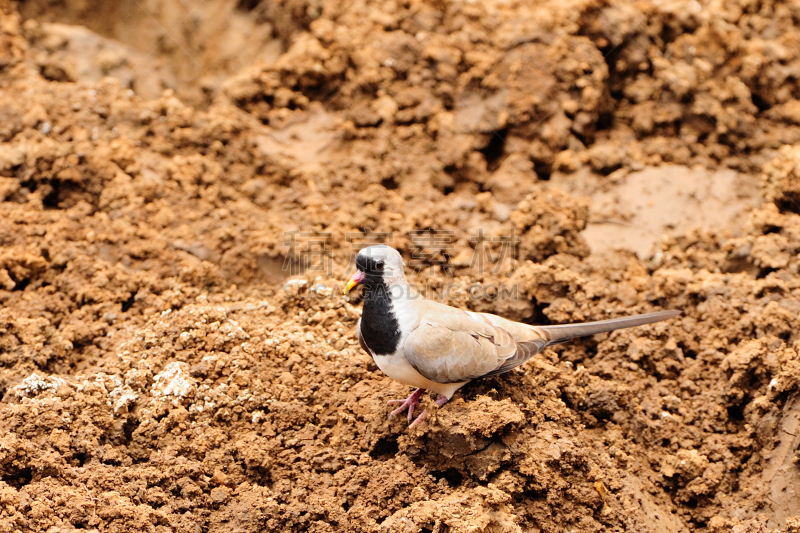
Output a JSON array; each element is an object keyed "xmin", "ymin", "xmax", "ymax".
[{"xmin": 356, "ymin": 255, "xmax": 401, "ymax": 356}]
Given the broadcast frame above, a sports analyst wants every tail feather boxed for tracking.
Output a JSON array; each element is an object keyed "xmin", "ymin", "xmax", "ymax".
[
  {"xmin": 477, "ymin": 310, "xmax": 680, "ymax": 379},
  {"xmin": 539, "ymin": 310, "xmax": 680, "ymax": 346}
]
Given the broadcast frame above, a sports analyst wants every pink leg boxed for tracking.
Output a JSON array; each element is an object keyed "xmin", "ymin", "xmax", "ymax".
[
  {"xmin": 406, "ymin": 395, "xmax": 450, "ymax": 428},
  {"xmin": 388, "ymin": 388, "xmax": 425, "ymax": 422},
  {"xmin": 389, "ymin": 391, "xmax": 451, "ymax": 429}
]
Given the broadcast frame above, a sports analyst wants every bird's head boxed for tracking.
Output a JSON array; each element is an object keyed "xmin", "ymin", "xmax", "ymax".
[{"xmin": 344, "ymin": 245, "xmax": 406, "ymax": 294}]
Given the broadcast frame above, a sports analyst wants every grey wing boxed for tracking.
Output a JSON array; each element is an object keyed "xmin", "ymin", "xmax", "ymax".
[
  {"xmin": 404, "ymin": 321, "xmax": 548, "ymax": 382},
  {"xmin": 403, "ymin": 321, "xmax": 498, "ymax": 383},
  {"xmin": 402, "ymin": 304, "xmax": 524, "ymax": 383},
  {"xmin": 474, "ymin": 338, "xmax": 548, "ymax": 378}
]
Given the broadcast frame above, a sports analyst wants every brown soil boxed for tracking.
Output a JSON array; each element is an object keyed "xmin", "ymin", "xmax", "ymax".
[{"xmin": 1, "ymin": 0, "xmax": 800, "ymax": 531}]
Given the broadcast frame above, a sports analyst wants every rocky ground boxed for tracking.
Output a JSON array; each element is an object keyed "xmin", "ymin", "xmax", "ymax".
[{"xmin": 0, "ymin": 0, "xmax": 800, "ymax": 531}]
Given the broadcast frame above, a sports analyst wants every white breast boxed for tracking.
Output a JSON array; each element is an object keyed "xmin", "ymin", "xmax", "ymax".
[
  {"xmin": 359, "ymin": 281, "xmax": 468, "ymax": 399},
  {"xmin": 372, "ymin": 352, "xmax": 466, "ymax": 399}
]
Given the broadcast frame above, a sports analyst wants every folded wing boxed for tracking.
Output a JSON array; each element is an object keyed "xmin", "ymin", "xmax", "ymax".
[
  {"xmin": 404, "ymin": 304, "xmax": 680, "ymax": 384},
  {"xmin": 403, "ymin": 302, "xmax": 544, "ymax": 383}
]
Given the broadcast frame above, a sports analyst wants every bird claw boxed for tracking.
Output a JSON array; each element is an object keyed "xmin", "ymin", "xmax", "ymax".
[
  {"xmin": 388, "ymin": 398, "xmax": 418, "ymax": 422},
  {"xmin": 388, "ymin": 388, "xmax": 425, "ymax": 423},
  {"xmin": 387, "ymin": 389, "xmax": 450, "ymax": 428},
  {"xmin": 408, "ymin": 409, "xmax": 427, "ymax": 429}
]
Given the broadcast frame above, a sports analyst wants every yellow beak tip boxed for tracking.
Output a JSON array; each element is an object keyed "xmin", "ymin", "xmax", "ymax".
[
  {"xmin": 344, "ymin": 271, "xmax": 364, "ymax": 295},
  {"xmin": 344, "ymin": 280, "xmax": 357, "ymax": 295}
]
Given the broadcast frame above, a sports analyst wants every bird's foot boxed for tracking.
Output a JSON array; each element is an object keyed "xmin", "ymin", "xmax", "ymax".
[
  {"xmin": 388, "ymin": 388, "xmax": 425, "ymax": 423},
  {"xmin": 407, "ymin": 409, "xmax": 428, "ymax": 429},
  {"xmin": 406, "ymin": 395, "xmax": 450, "ymax": 428},
  {"xmin": 388, "ymin": 390, "xmax": 450, "ymax": 428}
]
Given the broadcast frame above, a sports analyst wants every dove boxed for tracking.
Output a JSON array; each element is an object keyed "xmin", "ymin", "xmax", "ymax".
[{"xmin": 344, "ymin": 245, "xmax": 679, "ymax": 428}]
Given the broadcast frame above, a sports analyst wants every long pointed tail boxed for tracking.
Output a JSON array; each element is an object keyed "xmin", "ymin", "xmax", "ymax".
[
  {"xmin": 477, "ymin": 309, "xmax": 680, "ymax": 379},
  {"xmin": 539, "ymin": 310, "xmax": 680, "ymax": 346}
]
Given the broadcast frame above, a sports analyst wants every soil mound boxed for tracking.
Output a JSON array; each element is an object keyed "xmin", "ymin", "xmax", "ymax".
[{"xmin": 1, "ymin": 0, "xmax": 800, "ymax": 531}]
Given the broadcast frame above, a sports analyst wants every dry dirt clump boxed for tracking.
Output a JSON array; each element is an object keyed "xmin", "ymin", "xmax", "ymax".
[
  {"xmin": 0, "ymin": 0, "xmax": 800, "ymax": 531},
  {"xmin": 762, "ymin": 145, "xmax": 800, "ymax": 215}
]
